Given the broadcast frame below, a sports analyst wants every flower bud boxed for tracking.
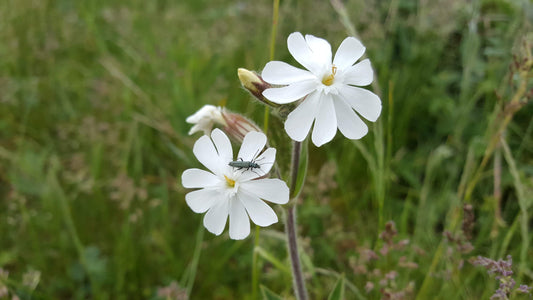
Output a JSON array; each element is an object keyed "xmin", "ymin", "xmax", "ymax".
[{"xmin": 237, "ymin": 68, "xmax": 279, "ymax": 107}]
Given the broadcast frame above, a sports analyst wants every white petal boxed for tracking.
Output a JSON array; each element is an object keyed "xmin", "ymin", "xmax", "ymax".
[
  {"xmin": 203, "ymin": 199, "xmax": 229, "ymax": 236},
  {"xmin": 263, "ymin": 80, "xmax": 317, "ymax": 104},
  {"xmin": 284, "ymin": 91, "xmax": 320, "ymax": 142},
  {"xmin": 193, "ymin": 135, "xmax": 222, "ymax": 175},
  {"xmin": 333, "ymin": 37, "xmax": 365, "ymax": 69},
  {"xmin": 305, "ymin": 34, "xmax": 332, "ymax": 69},
  {"xmin": 186, "ymin": 105, "xmax": 218, "ymax": 123},
  {"xmin": 339, "ymin": 85, "xmax": 382, "ymax": 122},
  {"xmin": 287, "ymin": 32, "xmax": 325, "ymax": 75},
  {"xmin": 311, "ymin": 94, "xmax": 337, "ymax": 147},
  {"xmin": 211, "ymin": 128, "xmax": 233, "ymax": 163},
  {"xmin": 333, "ymin": 96, "xmax": 368, "ymax": 139},
  {"xmin": 185, "ymin": 188, "xmax": 220, "ymax": 213},
  {"xmin": 228, "ymin": 198, "xmax": 250, "ymax": 240},
  {"xmin": 236, "ymin": 169, "xmax": 261, "ymax": 182},
  {"xmin": 262, "ymin": 61, "xmax": 316, "ymax": 85},
  {"xmin": 256, "ymin": 148, "xmax": 275, "ymax": 174},
  {"xmin": 238, "ymin": 147, "xmax": 276, "ymax": 182},
  {"xmin": 343, "ymin": 59, "xmax": 373, "ymax": 86},
  {"xmin": 238, "ymin": 131, "xmax": 266, "ymax": 161},
  {"xmin": 187, "ymin": 123, "xmax": 202, "ymax": 135},
  {"xmin": 182, "ymin": 168, "xmax": 221, "ymax": 188},
  {"xmin": 238, "ymin": 191, "xmax": 277, "ymax": 227},
  {"xmin": 240, "ymin": 178, "xmax": 289, "ymax": 204}
]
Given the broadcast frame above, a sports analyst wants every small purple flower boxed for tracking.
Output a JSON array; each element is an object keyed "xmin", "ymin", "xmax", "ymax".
[{"xmin": 517, "ymin": 284, "xmax": 532, "ymax": 294}]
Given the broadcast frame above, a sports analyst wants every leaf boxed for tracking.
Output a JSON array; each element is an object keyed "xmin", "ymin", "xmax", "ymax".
[
  {"xmin": 328, "ymin": 275, "xmax": 345, "ymax": 300},
  {"xmin": 255, "ymin": 246, "xmax": 291, "ymax": 275},
  {"xmin": 260, "ymin": 285, "xmax": 284, "ymax": 300},
  {"xmin": 291, "ymin": 138, "xmax": 308, "ymax": 199}
]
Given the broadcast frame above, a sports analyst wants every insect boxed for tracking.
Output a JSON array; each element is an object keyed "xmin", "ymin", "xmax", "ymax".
[
  {"xmin": 228, "ymin": 149, "xmax": 270, "ymax": 176},
  {"xmin": 228, "ymin": 158, "xmax": 261, "ymax": 171}
]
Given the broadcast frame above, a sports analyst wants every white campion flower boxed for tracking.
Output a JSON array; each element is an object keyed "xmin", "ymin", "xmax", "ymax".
[
  {"xmin": 261, "ymin": 32, "xmax": 382, "ymax": 147},
  {"xmin": 181, "ymin": 128, "xmax": 289, "ymax": 240}
]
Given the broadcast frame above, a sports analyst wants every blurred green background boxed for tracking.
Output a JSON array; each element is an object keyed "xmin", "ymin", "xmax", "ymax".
[{"xmin": 1, "ymin": 0, "xmax": 532, "ymax": 299}]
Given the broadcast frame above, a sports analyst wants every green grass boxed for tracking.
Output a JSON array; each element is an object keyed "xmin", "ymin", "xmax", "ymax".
[{"xmin": 1, "ymin": 0, "xmax": 532, "ymax": 299}]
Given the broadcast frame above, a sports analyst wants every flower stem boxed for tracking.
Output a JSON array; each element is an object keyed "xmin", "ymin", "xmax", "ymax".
[
  {"xmin": 253, "ymin": 1, "xmax": 280, "ymax": 297},
  {"xmin": 251, "ymin": 225, "xmax": 260, "ymax": 300},
  {"xmin": 269, "ymin": 0, "xmax": 280, "ymax": 61},
  {"xmin": 263, "ymin": 0, "xmax": 280, "ymax": 134},
  {"xmin": 286, "ymin": 205, "xmax": 308, "ymax": 300}
]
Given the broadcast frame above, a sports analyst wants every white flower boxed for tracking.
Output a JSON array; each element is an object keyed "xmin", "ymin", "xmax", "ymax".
[
  {"xmin": 186, "ymin": 105, "xmax": 226, "ymax": 135},
  {"xmin": 181, "ymin": 128, "xmax": 289, "ymax": 240},
  {"xmin": 261, "ymin": 32, "xmax": 382, "ymax": 147}
]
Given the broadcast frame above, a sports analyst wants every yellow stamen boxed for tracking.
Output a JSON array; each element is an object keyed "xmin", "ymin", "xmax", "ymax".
[
  {"xmin": 224, "ymin": 175, "xmax": 235, "ymax": 187},
  {"xmin": 322, "ymin": 65, "xmax": 337, "ymax": 86}
]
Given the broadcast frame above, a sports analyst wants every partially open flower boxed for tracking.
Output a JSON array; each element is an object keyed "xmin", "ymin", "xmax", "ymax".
[
  {"xmin": 182, "ymin": 129, "xmax": 289, "ymax": 240},
  {"xmin": 187, "ymin": 105, "xmax": 263, "ymax": 143},
  {"xmin": 186, "ymin": 105, "xmax": 226, "ymax": 135}
]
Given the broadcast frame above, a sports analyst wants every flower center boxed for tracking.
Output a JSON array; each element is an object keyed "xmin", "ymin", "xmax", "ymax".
[
  {"xmin": 224, "ymin": 175, "xmax": 236, "ymax": 188},
  {"xmin": 321, "ymin": 65, "xmax": 337, "ymax": 86}
]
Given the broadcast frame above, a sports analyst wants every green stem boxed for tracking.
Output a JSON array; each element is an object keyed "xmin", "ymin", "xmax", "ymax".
[
  {"xmin": 251, "ymin": 225, "xmax": 260, "ymax": 300},
  {"xmin": 263, "ymin": 0, "xmax": 280, "ymax": 134},
  {"xmin": 269, "ymin": 0, "xmax": 280, "ymax": 61},
  {"xmin": 185, "ymin": 224, "xmax": 204, "ymax": 296},
  {"xmin": 253, "ymin": 1, "xmax": 280, "ymax": 298},
  {"xmin": 51, "ymin": 174, "xmax": 97, "ymax": 295},
  {"xmin": 500, "ymin": 138, "xmax": 529, "ymax": 280}
]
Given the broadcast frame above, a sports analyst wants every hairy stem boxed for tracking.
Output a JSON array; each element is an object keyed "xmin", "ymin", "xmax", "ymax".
[{"xmin": 286, "ymin": 205, "xmax": 308, "ymax": 300}]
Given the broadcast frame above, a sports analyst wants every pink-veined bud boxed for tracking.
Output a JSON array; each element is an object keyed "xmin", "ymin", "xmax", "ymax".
[{"xmin": 221, "ymin": 110, "xmax": 263, "ymax": 143}]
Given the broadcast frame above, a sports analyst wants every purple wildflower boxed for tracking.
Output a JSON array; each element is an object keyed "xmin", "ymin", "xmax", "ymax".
[{"xmin": 471, "ymin": 255, "xmax": 532, "ymax": 299}]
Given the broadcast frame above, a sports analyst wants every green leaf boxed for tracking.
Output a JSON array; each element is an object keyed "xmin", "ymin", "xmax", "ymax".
[
  {"xmin": 328, "ymin": 275, "xmax": 345, "ymax": 300},
  {"xmin": 255, "ymin": 246, "xmax": 291, "ymax": 275},
  {"xmin": 260, "ymin": 285, "xmax": 284, "ymax": 300},
  {"xmin": 291, "ymin": 138, "xmax": 308, "ymax": 199}
]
